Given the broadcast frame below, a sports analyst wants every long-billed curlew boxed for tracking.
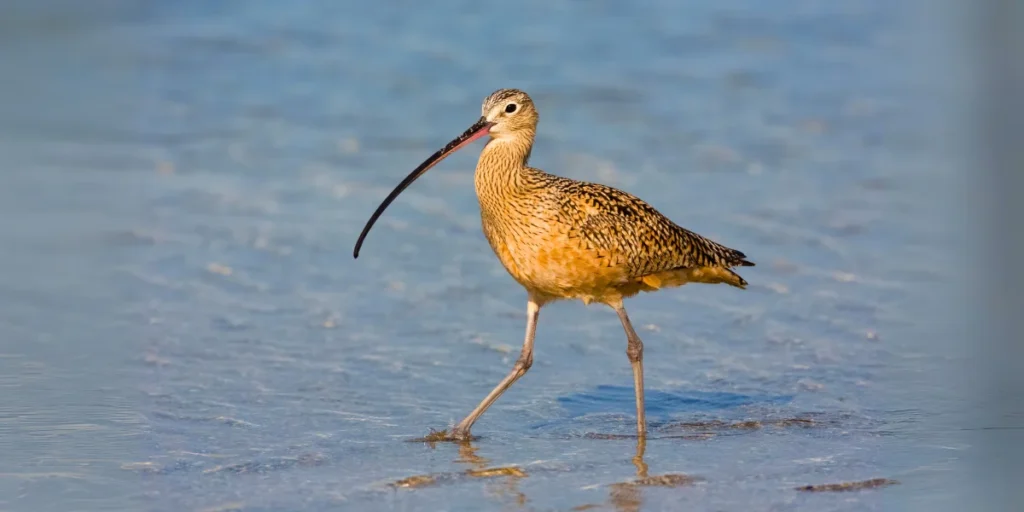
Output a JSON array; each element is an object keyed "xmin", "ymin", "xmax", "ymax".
[{"xmin": 354, "ymin": 89, "xmax": 753, "ymax": 440}]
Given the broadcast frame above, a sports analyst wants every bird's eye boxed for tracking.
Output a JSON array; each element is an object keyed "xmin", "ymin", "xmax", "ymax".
[{"xmin": 505, "ymin": 103, "xmax": 518, "ymax": 114}]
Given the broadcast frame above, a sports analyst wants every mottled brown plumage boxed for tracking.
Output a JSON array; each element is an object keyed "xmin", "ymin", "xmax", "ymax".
[
  {"xmin": 472, "ymin": 89, "xmax": 752, "ymax": 306},
  {"xmin": 353, "ymin": 88, "xmax": 754, "ymax": 440}
]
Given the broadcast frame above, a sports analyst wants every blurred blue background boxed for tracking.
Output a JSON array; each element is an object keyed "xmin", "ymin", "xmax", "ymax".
[{"xmin": 0, "ymin": 1, "xmax": 1016, "ymax": 511}]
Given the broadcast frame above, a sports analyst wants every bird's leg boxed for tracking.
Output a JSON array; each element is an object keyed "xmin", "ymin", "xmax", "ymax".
[
  {"xmin": 451, "ymin": 298, "xmax": 540, "ymax": 439},
  {"xmin": 614, "ymin": 304, "xmax": 647, "ymax": 437}
]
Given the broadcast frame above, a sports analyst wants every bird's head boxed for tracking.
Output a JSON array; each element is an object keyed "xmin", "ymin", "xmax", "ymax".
[{"xmin": 480, "ymin": 88, "xmax": 538, "ymax": 139}]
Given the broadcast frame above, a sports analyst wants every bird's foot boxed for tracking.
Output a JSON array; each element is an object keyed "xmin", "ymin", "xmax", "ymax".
[
  {"xmin": 411, "ymin": 427, "xmax": 478, "ymax": 443},
  {"xmin": 448, "ymin": 428, "xmax": 477, "ymax": 442}
]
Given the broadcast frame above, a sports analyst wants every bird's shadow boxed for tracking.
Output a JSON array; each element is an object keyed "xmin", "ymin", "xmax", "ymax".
[
  {"xmin": 533, "ymin": 385, "xmax": 795, "ymax": 435},
  {"xmin": 409, "ymin": 386, "xmax": 799, "ymax": 443}
]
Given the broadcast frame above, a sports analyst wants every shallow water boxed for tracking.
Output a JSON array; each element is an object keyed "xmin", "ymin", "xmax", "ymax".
[{"xmin": 0, "ymin": 1, "xmax": 988, "ymax": 511}]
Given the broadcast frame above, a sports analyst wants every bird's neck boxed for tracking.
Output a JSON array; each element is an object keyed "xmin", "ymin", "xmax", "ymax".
[{"xmin": 474, "ymin": 132, "xmax": 536, "ymax": 200}]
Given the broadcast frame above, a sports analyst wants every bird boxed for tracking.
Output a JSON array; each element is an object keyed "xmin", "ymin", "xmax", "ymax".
[{"xmin": 353, "ymin": 88, "xmax": 753, "ymax": 440}]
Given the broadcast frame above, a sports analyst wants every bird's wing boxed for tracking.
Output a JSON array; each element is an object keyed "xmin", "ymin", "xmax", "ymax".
[{"xmin": 558, "ymin": 180, "xmax": 751, "ymax": 278}]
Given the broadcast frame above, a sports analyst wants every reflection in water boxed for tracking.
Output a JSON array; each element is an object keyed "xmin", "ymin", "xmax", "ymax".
[
  {"xmin": 393, "ymin": 434, "xmax": 706, "ymax": 510},
  {"xmin": 390, "ymin": 473, "xmax": 438, "ymax": 489},
  {"xmin": 390, "ymin": 428, "xmax": 898, "ymax": 509},
  {"xmin": 633, "ymin": 436, "xmax": 649, "ymax": 479},
  {"xmin": 603, "ymin": 437, "xmax": 701, "ymax": 512},
  {"xmin": 388, "ymin": 440, "xmax": 528, "ymax": 507},
  {"xmin": 388, "ymin": 416, "xmax": 842, "ymax": 507},
  {"xmin": 455, "ymin": 442, "xmax": 528, "ymax": 507}
]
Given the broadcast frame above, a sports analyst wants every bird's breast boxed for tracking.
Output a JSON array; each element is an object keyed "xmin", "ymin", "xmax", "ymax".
[{"xmin": 479, "ymin": 212, "xmax": 631, "ymax": 302}]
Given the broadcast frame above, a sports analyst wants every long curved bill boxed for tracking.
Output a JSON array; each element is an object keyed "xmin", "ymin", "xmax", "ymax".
[{"xmin": 353, "ymin": 117, "xmax": 494, "ymax": 258}]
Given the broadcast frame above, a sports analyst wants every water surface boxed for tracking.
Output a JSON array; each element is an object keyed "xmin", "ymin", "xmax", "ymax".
[{"xmin": 0, "ymin": 1, "xmax": 979, "ymax": 510}]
